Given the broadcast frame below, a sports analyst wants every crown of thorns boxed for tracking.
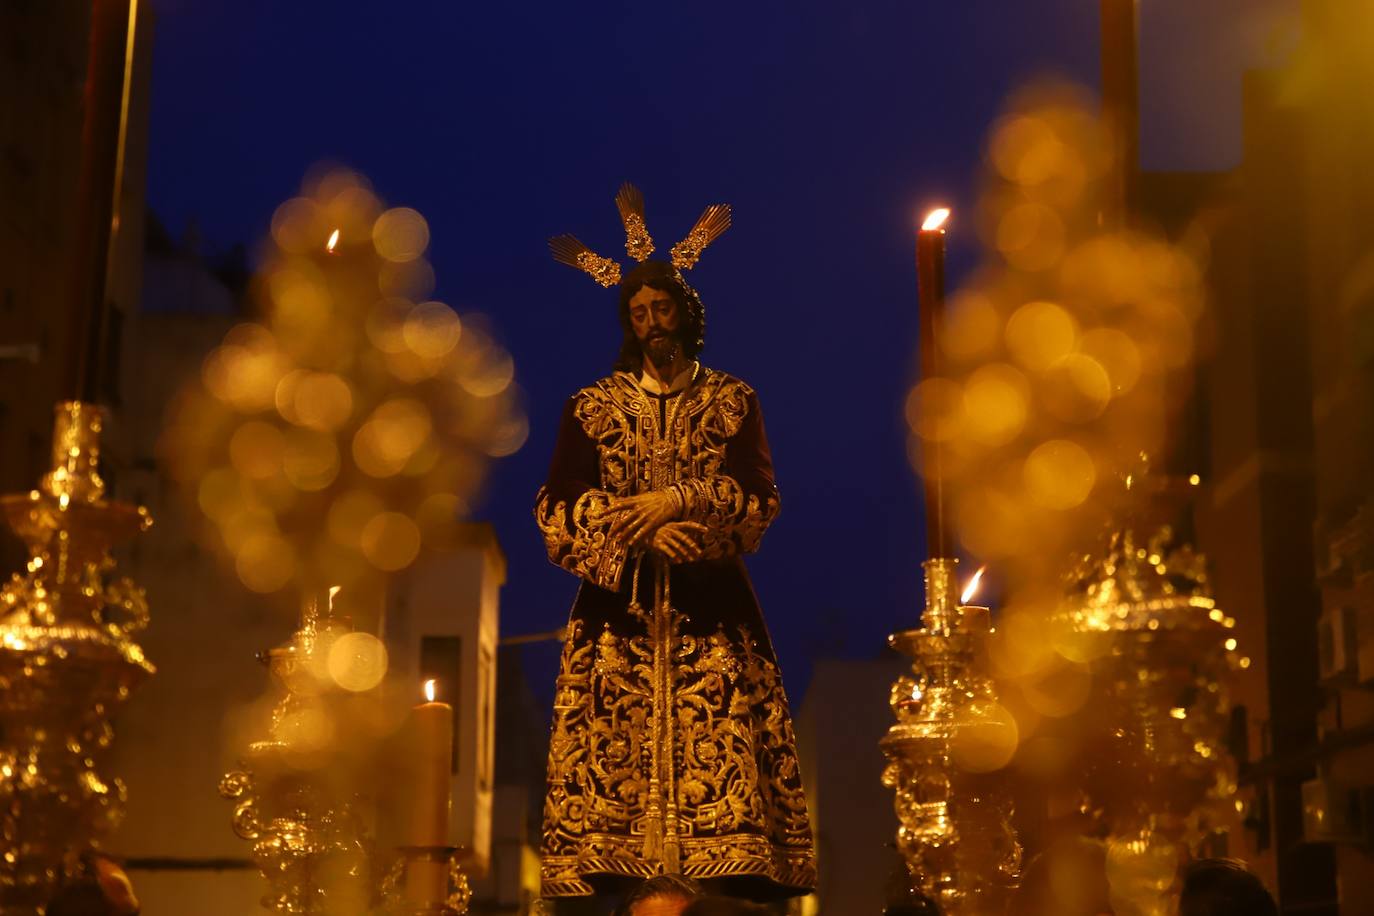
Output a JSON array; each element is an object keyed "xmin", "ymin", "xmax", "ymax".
[{"xmin": 549, "ymin": 183, "xmax": 731, "ymax": 288}]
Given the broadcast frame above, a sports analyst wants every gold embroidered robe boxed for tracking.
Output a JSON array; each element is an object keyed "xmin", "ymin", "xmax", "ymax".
[{"xmin": 534, "ymin": 367, "xmax": 816, "ymax": 899}]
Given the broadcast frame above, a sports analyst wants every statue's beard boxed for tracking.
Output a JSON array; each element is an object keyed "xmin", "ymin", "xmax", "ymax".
[{"xmin": 643, "ymin": 334, "xmax": 682, "ymax": 371}]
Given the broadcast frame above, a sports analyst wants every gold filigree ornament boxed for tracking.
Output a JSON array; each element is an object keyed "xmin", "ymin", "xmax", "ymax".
[
  {"xmin": 0, "ymin": 401, "xmax": 155, "ymax": 911},
  {"xmin": 668, "ymin": 204, "xmax": 731, "ymax": 272},
  {"xmin": 1055, "ymin": 475, "xmax": 1241, "ymax": 916},
  {"xmin": 615, "ymin": 182, "xmax": 655, "ymax": 262},
  {"xmin": 549, "ymin": 183, "xmax": 730, "ymax": 286}
]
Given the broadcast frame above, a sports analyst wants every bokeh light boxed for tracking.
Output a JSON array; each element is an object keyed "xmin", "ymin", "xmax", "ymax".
[
  {"xmin": 1005, "ymin": 300, "xmax": 1078, "ymax": 372},
  {"xmin": 1023, "ymin": 439, "xmax": 1097, "ymax": 510},
  {"xmin": 162, "ymin": 168, "xmax": 525, "ymax": 598},
  {"xmin": 360, "ymin": 512, "xmax": 422, "ymax": 571},
  {"xmin": 371, "ymin": 207, "xmax": 429, "ymax": 263},
  {"xmin": 326, "ymin": 632, "xmax": 389, "ymax": 693},
  {"xmin": 949, "ymin": 699, "xmax": 1019, "ymax": 773},
  {"xmin": 963, "ymin": 364, "xmax": 1031, "ymax": 447}
]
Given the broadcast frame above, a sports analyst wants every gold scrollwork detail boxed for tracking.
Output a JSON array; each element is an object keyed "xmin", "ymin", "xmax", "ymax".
[{"xmin": 541, "ymin": 618, "xmax": 814, "ymax": 892}]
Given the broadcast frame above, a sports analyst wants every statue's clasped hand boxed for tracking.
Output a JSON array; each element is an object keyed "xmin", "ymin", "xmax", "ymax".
[
  {"xmin": 650, "ymin": 521, "xmax": 708, "ymax": 564},
  {"xmin": 605, "ymin": 489, "xmax": 680, "ymax": 547}
]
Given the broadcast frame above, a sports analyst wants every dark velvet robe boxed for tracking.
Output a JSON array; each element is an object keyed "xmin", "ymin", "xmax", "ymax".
[{"xmin": 534, "ymin": 366, "xmax": 815, "ymax": 899}]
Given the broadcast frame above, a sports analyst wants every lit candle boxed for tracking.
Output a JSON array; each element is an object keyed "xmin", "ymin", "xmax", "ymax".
[
  {"xmin": 404, "ymin": 678, "xmax": 452, "ymax": 903},
  {"xmin": 959, "ymin": 565, "xmax": 985, "ymax": 606},
  {"xmin": 958, "ymin": 565, "xmax": 991, "ymax": 633},
  {"xmin": 918, "ymin": 207, "xmax": 952, "ymax": 558}
]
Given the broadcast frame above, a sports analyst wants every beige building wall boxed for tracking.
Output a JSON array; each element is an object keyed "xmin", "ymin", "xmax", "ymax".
[{"xmin": 795, "ymin": 658, "xmax": 906, "ymax": 914}]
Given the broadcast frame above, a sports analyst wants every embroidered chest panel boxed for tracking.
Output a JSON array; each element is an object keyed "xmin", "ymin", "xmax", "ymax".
[{"xmin": 572, "ymin": 369, "xmax": 751, "ymax": 495}]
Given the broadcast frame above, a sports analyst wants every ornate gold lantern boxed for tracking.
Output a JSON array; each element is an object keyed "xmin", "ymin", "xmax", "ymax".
[{"xmin": 1060, "ymin": 510, "xmax": 1240, "ymax": 916}]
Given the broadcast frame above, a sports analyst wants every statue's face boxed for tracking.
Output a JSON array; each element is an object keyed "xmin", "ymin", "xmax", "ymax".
[{"xmin": 628, "ymin": 284, "xmax": 682, "ymax": 367}]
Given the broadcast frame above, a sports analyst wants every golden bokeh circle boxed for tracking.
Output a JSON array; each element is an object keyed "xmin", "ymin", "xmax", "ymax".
[
  {"xmin": 327, "ymin": 632, "xmax": 390, "ymax": 693},
  {"xmin": 372, "ymin": 207, "xmax": 430, "ymax": 263},
  {"xmin": 292, "ymin": 372, "xmax": 354, "ymax": 432},
  {"xmin": 1005, "ymin": 300, "xmax": 1078, "ymax": 372},
  {"xmin": 229, "ymin": 421, "xmax": 285, "ymax": 480},
  {"xmin": 950, "ymin": 699, "xmax": 1019, "ymax": 773},
  {"xmin": 1024, "ymin": 439, "xmax": 1097, "ymax": 510},
  {"xmin": 360, "ymin": 512, "xmax": 422, "ymax": 571},
  {"xmin": 404, "ymin": 302, "xmax": 463, "ymax": 359},
  {"xmin": 235, "ymin": 533, "xmax": 296, "ymax": 593},
  {"xmin": 963, "ymin": 364, "xmax": 1030, "ymax": 447},
  {"xmin": 906, "ymin": 378, "xmax": 965, "ymax": 442}
]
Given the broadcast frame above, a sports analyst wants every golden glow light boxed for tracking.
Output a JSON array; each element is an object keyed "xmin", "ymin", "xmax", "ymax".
[
  {"xmin": 326, "ymin": 631, "xmax": 388, "ymax": 692},
  {"xmin": 921, "ymin": 207, "xmax": 951, "ymax": 232},
  {"xmin": 165, "ymin": 169, "xmax": 526, "ymax": 596},
  {"xmin": 961, "ymin": 565, "xmax": 987, "ymax": 604},
  {"xmin": 423, "ymin": 678, "xmax": 436, "ymax": 703}
]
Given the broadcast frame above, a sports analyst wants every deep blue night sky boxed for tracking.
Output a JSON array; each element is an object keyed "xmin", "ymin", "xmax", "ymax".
[{"xmin": 144, "ymin": 0, "xmax": 1295, "ymax": 701}]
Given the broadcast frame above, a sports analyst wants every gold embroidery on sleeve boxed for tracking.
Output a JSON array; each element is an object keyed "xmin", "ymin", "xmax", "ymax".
[
  {"xmin": 678, "ymin": 478, "xmax": 779, "ymax": 558},
  {"xmin": 535, "ymin": 487, "xmax": 627, "ymax": 591}
]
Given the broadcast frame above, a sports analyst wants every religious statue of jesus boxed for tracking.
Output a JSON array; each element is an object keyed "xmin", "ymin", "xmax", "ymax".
[{"xmin": 535, "ymin": 185, "xmax": 816, "ymax": 904}]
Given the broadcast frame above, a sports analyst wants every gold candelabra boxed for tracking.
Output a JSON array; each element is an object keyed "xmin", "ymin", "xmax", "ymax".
[
  {"xmin": 219, "ymin": 594, "xmax": 377, "ymax": 915},
  {"xmin": 219, "ymin": 595, "xmax": 471, "ymax": 915},
  {"xmin": 881, "ymin": 558, "xmax": 1021, "ymax": 914},
  {"xmin": 0, "ymin": 401, "xmax": 154, "ymax": 913}
]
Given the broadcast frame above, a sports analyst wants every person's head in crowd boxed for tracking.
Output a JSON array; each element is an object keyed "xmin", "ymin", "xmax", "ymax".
[
  {"xmin": 46, "ymin": 854, "xmax": 139, "ymax": 916},
  {"xmin": 1178, "ymin": 858, "xmax": 1277, "ymax": 916},
  {"xmin": 616, "ymin": 874, "xmax": 703, "ymax": 916},
  {"xmin": 680, "ymin": 896, "xmax": 773, "ymax": 916}
]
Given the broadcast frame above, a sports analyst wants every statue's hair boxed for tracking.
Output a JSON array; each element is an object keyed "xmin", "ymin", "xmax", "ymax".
[{"xmin": 681, "ymin": 895, "xmax": 775, "ymax": 915}]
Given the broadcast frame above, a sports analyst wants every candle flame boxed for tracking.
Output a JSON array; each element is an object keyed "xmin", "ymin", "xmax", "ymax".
[
  {"xmin": 327, "ymin": 585, "xmax": 341, "ymax": 612},
  {"xmin": 326, "ymin": 228, "xmax": 340, "ymax": 252},
  {"xmin": 921, "ymin": 208, "xmax": 951, "ymax": 232},
  {"xmin": 960, "ymin": 565, "xmax": 986, "ymax": 604},
  {"xmin": 424, "ymin": 678, "xmax": 437, "ymax": 703}
]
